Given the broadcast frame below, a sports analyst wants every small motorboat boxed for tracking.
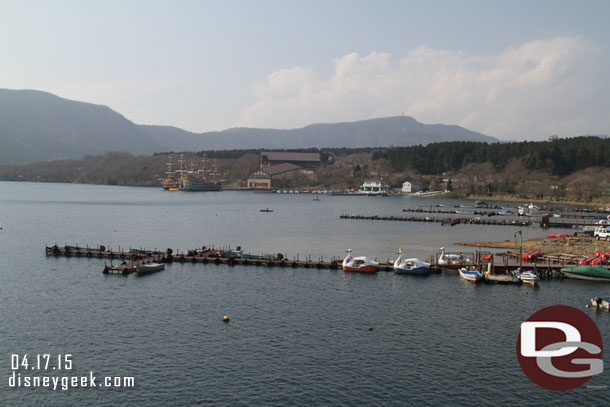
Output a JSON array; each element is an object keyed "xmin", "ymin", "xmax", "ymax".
[
  {"xmin": 591, "ymin": 297, "xmax": 610, "ymax": 310},
  {"xmin": 342, "ymin": 249, "xmax": 378, "ymax": 273},
  {"xmin": 484, "ymin": 263, "xmax": 520, "ymax": 284},
  {"xmin": 393, "ymin": 248, "xmax": 430, "ymax": 275},
  {"xmin": 260, "ymin": 208, "xmax": 274, "ymax": 212},
  {"xmin": 459, "ymin": 267, "xmax": 483, "ymax": 283},
  {"xmin": 136, "ymin": 262, "xmax": 165, "ymax": 274},
  {"xmin": 516, "ymin": 270, "xmax": 540, "ymax": 285}
]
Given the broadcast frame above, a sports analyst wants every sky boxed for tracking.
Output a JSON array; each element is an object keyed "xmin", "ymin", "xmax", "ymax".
[{"xmin": 1, "ymin": 0, "xmax": 609, "ymax": 141}]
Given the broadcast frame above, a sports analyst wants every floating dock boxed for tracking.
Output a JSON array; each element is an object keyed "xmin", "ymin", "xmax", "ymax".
[
  {"xmin": 46, "ymin": 244, "xmax": 580, "ymax": 280},
  {"xmin": 342, "ymin": 212, "xmax": 605, "ymax": 230},
  {"xmin": 340, "ymin": 214, "xmax": 532, "ymax": 227},
  {"xmin": 45, "ymin": 244, "xmax": 394, "ymax": 272}
]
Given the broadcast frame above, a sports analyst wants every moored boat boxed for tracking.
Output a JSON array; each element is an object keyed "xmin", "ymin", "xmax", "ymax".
[
  {"xmin": 181, "ymin": 172, "xmax": 222, "ymax": 191},
  {"xmin": 484, "ymin": 263, "xmax": 520, "ymax": 284},
  {"xmin": 393, "ymin": 248, "xmax": 430, "ymax": 275},
  {"xmin": 179, "ymin": 155, "xmax": 222, "ymax": 191},
  {"xmin": 342, "ymin": 249, "xmax": 378, "ymax": 273},
  {"xmin": 459, "ymin": 267, "xmax": 483, "ymax": 283},
  {"xmin": 561, "ymin": 265, "xmax": 610, "ymax": 282},
  {"xmin": 438, "ymin": 247, "xmax": 462, "ymax": 265},
  {"xmin": 136, "ymin": 262, "xmax": 165, "ymax": 274},
  {"xmin": 516, "ymin": 270, "xmax": 540, "ymax": 285},
  {"xmin": 161, "ymin": 155, "xmax": 181, "ymax": 190}
]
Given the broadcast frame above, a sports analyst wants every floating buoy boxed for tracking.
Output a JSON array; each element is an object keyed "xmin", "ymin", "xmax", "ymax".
[
  {"xmin": 368, "ymin": 327, "xmax": 374, "ymax": 331},
  {"xmin": 223, "ymin": 316, "xmax": 230, "ymax": 322},
  {"xmin": 586, "ymin": 304, "xmax": 590, "ymax": 308}
]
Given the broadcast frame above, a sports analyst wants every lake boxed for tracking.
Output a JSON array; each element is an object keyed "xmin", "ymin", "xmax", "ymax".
[{"xmin": 0, "ymin": 181, "xmax": 607, "ymax": 406}]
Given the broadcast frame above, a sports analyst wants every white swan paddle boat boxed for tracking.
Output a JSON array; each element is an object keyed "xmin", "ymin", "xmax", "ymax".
[
  {"xmin": 438, "ymin": 247, "xmax": 462, "ymax": 265},
  {"xmin": 459, "ymin": 267, "xmax": 483, "ymax": 283},
  {"xmin": 393, "ymin": 248, "xmax": 430, "ymax": 275},
  {"xmin": 342, "ymin": 249, "xmax": 378, "ymax": 273}
]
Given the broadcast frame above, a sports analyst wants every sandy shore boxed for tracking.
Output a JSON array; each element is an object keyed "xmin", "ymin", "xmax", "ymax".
[{"xmin": 459, "ymin": 235, "xmax": 610, "ymax": 257}]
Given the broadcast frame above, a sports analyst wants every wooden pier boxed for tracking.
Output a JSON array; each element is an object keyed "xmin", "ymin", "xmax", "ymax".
[
  {"xmin": 540, "ymin": 216, "xmax": 601, "ymax": 229},
  {"xmin": 45, "ymin": 244, "xmax": 395, "ymax": 272},
  {"xmin": 340, "ymin": 214, "xmax": 532, "ymax": 227},
  {"xmin": 46, "ymin": 244, "xmax": 580, "ymax": 280}
]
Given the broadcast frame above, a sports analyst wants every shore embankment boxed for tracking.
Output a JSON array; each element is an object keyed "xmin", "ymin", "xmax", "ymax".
[{"xmin": 459, "ymin": 235, "xmax": 609, "ymax": 257}]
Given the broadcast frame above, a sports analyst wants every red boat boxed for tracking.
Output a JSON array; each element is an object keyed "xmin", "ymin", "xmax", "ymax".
[
  {"xmin": 591, "ymin": 257, "xmax": 606, "ymax": 266},
  {"xmin": 580, "ymin": 256, "xmax": 598, "ymax": 265},
  {"xmin": 522, "ymin": 251, "xmax": 542, "ymax": 262},
  {"xmin": 546, "ymin": 233, "xmax": 569, "ymax": 238},
  {"xmin": 594, "ymin": 251, "xmax": 610, "ymax": 259}
]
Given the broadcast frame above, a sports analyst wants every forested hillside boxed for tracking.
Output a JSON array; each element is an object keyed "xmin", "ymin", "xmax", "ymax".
[{"xmin": 374, "ymin": 136, "xmax": 609, "ymax": 176}]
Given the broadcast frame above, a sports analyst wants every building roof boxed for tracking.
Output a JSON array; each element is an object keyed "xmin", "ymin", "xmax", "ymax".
[
  {"xmin": 261, "ymin": 163, "xmax": 303, "ymax": 176},
  {"xmin": 261, "ymin": 152, "xmax": 320, "ymax": 162}
]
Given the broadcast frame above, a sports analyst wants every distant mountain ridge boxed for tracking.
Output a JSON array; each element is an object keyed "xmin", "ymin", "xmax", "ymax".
[{"xmin": 0, "ymin": 89, "xmax": 499, "ymax": 164}]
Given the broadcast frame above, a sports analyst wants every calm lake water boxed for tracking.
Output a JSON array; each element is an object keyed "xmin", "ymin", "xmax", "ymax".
[{"xmin": 0, "ymin": 181, "xmax": 608, "ymax": 406}]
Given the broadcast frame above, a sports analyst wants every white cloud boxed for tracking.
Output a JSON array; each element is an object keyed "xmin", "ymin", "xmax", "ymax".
[{"xmin": 241, "ymin": 36, "xmax": 610, "ymax": 140}]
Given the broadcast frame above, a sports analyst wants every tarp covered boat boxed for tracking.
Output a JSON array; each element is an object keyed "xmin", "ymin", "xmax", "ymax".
[{"xmin": 561, "ymin": 265, "xmax": 610, "ymax": 282}]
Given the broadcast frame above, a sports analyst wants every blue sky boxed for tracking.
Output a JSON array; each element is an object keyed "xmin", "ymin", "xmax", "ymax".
[{"xmin": 1, "ymin": 0, "xmax": 609, "ymax": 140}]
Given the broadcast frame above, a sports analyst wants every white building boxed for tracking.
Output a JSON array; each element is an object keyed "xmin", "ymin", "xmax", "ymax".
[
  {"xmin": 359, "ymin": 180, "xmax": 390, "ymax": 195},
  {"xmin": 402, "ymin": 181, "xmax": 422, "ymax": 194}
]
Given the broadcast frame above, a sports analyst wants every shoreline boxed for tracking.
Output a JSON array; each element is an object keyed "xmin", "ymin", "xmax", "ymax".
[
  {"xmin": 459, "ymin": 235, "xmax": 610, "ymax": 257},
  {"xmin": 1, "ymin": 178, "xmax": 609, "ymax": 207},
  {"xmin": 434, "ymin": 192, "xmax": 610, "ymax": 208}
]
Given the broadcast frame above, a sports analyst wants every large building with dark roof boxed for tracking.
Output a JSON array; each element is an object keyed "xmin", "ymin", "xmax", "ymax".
[
  {"xmin": 260, "ymin": 152, "xmax": 321, "ymax": 170},
  {"xmin": 247, "ymin": 152, "xmax": 321, "ymax": 189}
]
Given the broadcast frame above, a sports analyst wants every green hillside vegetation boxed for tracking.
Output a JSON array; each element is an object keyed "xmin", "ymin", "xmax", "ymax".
[{"xmin": 373, "ymin": 136, "xmax": 610, "ymax": 176}]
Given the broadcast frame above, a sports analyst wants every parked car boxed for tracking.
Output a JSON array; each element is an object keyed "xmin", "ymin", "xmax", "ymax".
[{"xmin": 594, "ymin": 226, "xmax": 610, "ymax": 241}]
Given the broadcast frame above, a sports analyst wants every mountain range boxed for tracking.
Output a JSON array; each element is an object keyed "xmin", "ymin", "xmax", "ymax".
[{"xmin": 0, "ymin": 89, "xmax": 498, "ymax": 164}]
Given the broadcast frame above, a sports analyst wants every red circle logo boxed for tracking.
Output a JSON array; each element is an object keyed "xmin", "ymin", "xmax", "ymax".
[{"xmin": 517, "ymin": 305, "xmax": 603, "ymax": 391}]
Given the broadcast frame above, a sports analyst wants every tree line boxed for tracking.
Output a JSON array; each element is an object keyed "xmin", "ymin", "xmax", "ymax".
[{"xmin": 372, "ymin": 136, "xmax": 610, "ymax": 176}]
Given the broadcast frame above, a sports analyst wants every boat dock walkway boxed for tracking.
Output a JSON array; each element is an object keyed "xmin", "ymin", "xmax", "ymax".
[
  {"xmin": 341, "ymin": 212, "xmax": 604, "ymax": 229},
  {"xmin": 45, "ymin": 244, "xmax": 381, "ymax": 271},
  {"xmin": 340, "ymin": 214, "xmax": 532, "ymax": 227},
  {"xmin": 46, "ymin": 244, "xmax": 580, "ymax": 279},
  {"xmin": 539, "ymin": 217, "xmax": 602, "ymax": 228}
]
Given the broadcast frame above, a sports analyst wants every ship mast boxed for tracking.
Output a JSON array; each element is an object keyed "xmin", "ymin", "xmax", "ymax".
[
  {"xmin": 177, "ymin": 154, "xmax": 186, "ymax": 178},
  {"xmin": 166, "ymin": 155, "xmax": 174, "ymax": 177},
  {"xmin": 199, "ymin": 155, "xmax": 208, "ymax": 180},
  {"xmin": 212, "ymin": 159, "xmax": 219, "ymax": 183}
]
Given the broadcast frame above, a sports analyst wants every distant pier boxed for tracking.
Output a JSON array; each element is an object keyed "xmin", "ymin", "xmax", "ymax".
[
  {"xmin": 340, "ymin": 213, "xmax": 532, "ymax": 227},
  {"xmin": 342, "ymin": 212, "xmax": 604, "ymax": 229}
]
